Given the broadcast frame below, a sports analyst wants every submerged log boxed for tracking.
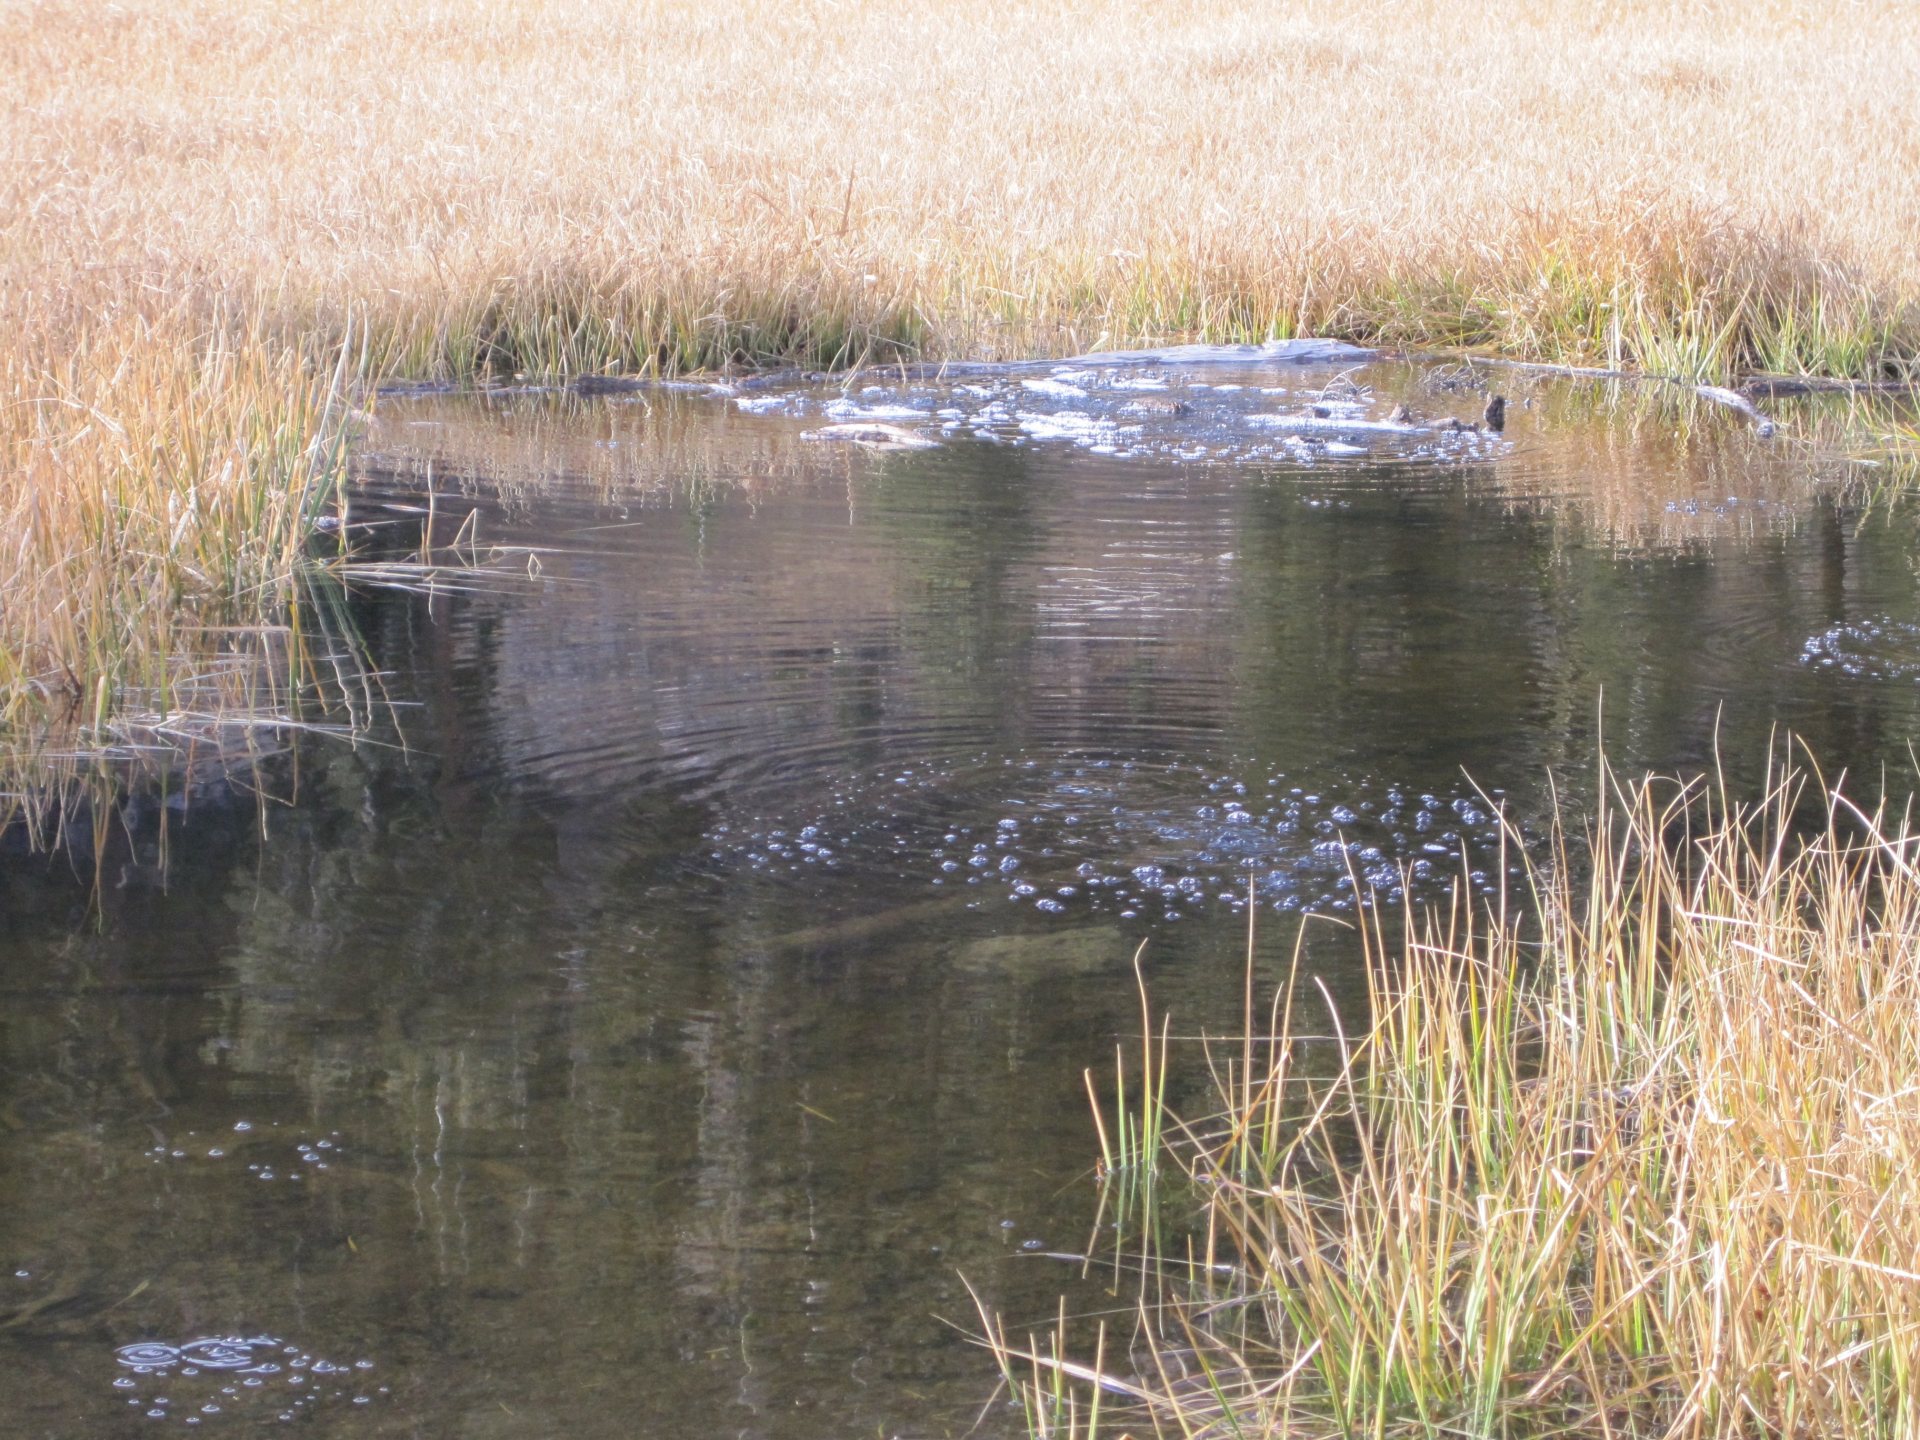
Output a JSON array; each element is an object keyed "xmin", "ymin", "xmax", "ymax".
[
  {"xmin": 799, "ymin": 421, "xmax": 940, "ymax": 450},
  {"xmin": 754, "ymin": 894, "xmax": 974, "ymax": 954},
  {"xmin": 1472, "ymin": 357, "xmax": 1779, "ymax": 437},
  {"xmin": 1738, "ymin": 374, "xmax": 1920, "ymax": 398},
  {"xmin": 1063, "ymin": 339, "xmax": 1379, "ymax": 367},
  {"xmin": 1692, "ymin": 384, "xmax": 1776, "ymax": 437}
]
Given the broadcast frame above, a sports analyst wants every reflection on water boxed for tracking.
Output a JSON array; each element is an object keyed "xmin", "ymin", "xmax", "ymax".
[{"xmin": 4, "ymin": 358, "xmax": 1919, "ymax": 1437}]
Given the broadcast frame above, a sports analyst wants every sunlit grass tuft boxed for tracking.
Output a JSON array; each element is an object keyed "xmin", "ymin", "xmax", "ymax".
[
  {"xmin": 0, "ymin": 305, "xmax": 354, "ymax": 833},
  {"xmin": 991, "ymin": 756, "xmax": 1920, "ymax": 1437}
]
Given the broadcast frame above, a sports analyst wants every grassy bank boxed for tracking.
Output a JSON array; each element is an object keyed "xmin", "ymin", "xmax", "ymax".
[
  {"xmin": 986, "ymin": 760, "xmax": 1920, "ymax": 1437},
  {"xmin": 6, "ymin": 0, "xmax": 1920, "ymax": 760}
]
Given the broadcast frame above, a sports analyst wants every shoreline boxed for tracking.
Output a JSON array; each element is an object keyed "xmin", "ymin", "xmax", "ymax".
[
  {"xmin": 8, "ymin": 0, "xmax": 1920, "ymax": 781},
  {"xmin": 4, "ymin": 316, "xmax": 1913, "ymax": 785}
]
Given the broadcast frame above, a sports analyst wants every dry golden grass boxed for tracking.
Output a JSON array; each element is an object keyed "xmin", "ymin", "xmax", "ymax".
[
  {"xmin": 5, "ymin": 0, "xmax": 1920, "ymax": 766},
  {"xmin": 10, "ymin": 0, "xmax": 1920, "ymax": 373}
]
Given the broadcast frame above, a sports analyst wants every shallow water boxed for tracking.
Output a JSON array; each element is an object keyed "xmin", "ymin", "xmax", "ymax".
[{"xmin": 4, "ymin": 357, "xmax": 1919, "ymax": 1437}]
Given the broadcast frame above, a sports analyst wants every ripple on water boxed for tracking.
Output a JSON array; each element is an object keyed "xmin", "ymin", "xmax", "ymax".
[
  {"xmin": 708, "ymin": 755, "xmax": 1522, "ymax": 919},
  {"xmin": 112, "ymin": 1336, "xmax": 383, "ymax": 1425}
]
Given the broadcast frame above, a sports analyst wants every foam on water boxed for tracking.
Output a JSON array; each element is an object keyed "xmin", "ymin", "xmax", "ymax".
[
  {"xmin": 1015, "ymin": 410, "xmax": 1131, "ymax": 444},
  {"xmin": 733, "ymin": 394, "xmax": 794, "ymax": 414},
  {"xmin": 1020, "ymin": 377, "xmax": 1091, "ymax": 400},
  {"xmin": 719, "ymin": 360, "xmax": 1508, "ymax": 468},
  {"xmin": 822, "ymin": 398, "xmax": 929, "ymax": 422}
]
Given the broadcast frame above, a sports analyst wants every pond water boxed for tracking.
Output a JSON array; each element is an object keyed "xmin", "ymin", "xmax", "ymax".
[{"xmin": 4, "ymin": 355, "xmax": 1919, "ymax": 1437}]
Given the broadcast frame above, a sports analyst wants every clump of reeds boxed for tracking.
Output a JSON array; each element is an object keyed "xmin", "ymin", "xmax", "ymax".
[
  {"xmin": 988, "ymin": 758, "xmax": 1920, "ymax": 1437},
  {"xmin": 0, "ymin": 305, "xmax": 353, "ymax": 833}
]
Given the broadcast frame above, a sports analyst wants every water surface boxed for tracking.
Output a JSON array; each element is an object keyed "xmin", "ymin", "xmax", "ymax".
[{"xmin": 4, "ymin": 358, "xmax": 1918, "ymax": 1437}]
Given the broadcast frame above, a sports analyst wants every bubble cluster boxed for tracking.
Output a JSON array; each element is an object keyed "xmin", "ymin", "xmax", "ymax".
[
  {"xmin": 112, "ymin": 1336, "xmax": 383, "ymax": 1425},
  {"xmin": 710, "ymin": 756, "xmax": 1522, "ymax": 919},
  {"xmin": 143, "ymin": 1126, "xmax": 344, "ymax": 1184},
  {"xmin": 1801, "ymin": 617, "xmax": 1920, "ymax": 681},
  {"xmin": 1663, "ymin": 495, "xmax": 1771, "ymax": 517}
]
